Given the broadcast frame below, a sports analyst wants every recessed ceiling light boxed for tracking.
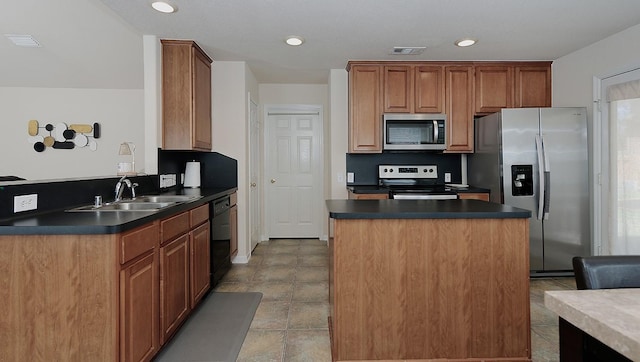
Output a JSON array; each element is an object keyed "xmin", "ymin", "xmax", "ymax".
[
  {"xmin": 285, "ymin": 36, "xmax": 304, "ymax": 46},
  {"xmin": 455, "ymin": 39, "xmax": 477, "ymax": 47},
  {"xmin": 5, "ymin": 34, "xmax": 41, "ymax": 47},
  {"xmin": 151, "ymin": 1, "xmax": 176, "ymax": 13}
]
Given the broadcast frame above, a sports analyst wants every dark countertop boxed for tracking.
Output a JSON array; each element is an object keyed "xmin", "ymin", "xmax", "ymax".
[
  {"xmin": 347, "ymin": 185, "xmax": 490, "ymax": 194},
  {"xmin": 326, "ymin": 199, "xmax": 531, "ymax": 219},
  {"xmin": 0, "ymin": 187, "xmax": 237, "ymax": 235}
]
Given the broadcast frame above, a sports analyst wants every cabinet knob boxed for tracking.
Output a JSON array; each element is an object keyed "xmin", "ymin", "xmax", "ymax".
[
  {"xmin": 251, "ymin": 182, "xmax": 257, "ymax": 187},
  {"xmin": 270, "ymin": 179, "xmax": 276, "ymax": 183}
]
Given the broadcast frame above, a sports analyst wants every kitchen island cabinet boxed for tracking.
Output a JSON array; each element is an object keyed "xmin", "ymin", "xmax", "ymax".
[{"xmin": 327, "ymin": 199, "xmax": 532, "ymax": 362}]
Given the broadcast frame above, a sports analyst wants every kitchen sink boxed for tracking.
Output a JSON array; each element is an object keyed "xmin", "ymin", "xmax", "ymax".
[
  {"xmin": 68, "ymin": 201, "xmax": 175, "ymax": 212},
  {"xmin": 66, "ymin": 194, "xmax": 202, "ymax": 212},
  {"xmin": 131, "ymin": 195, "xmax": 201, "ymax": 203}
]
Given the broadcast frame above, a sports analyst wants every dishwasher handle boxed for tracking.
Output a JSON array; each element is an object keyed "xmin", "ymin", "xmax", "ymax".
[{"xmin": 212, "ymin": 196, "xmax": 231, "ymax": 216}]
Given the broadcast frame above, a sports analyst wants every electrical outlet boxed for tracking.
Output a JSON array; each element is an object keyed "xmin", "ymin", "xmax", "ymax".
[
  {"xmin": 444, "ymin": 172, "xmax": 452, "ymax": 183},
  {"xmin": 14, "ymin": 194, "xmax": 38, "ymax": 213},
  {"xmin": 347, "ymin": 172, "xmax": 355, "ymax": 183},
  {"xmin": 160, "ymin": 174, "xmax": 177, "ymax": 188}
]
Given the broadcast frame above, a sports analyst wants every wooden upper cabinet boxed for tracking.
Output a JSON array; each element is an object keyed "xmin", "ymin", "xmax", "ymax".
[
  {"xmin": 161, "ymin": 39, "xmax": 213, "ymax": 151},
  {"xmin": 383, "ymin": 66, "xmax": 412, "ymax": 113},
  {"xmin": 475, "ymin": 66, "xmax": 513, "ymax": 114},
  {"xmin": 445, "ymin": 66, "xmax": 475, "ymax": 153},
  {"xmin": 515, "ymin": 65, "xmax": 552, "ymax": 108},
  {"xmin": 383, "ymin": 65, "xmax": 444, "ymax": 114},
  {"xmin": 414, "ymin": 66, "xmax": 445, "ymax": 113},
  {"xmin": 475, "ymin": 62, "xmax": 552, "ymax": 114},
  {"xmin": 349, "ymin": 65, "xmax": 383, "ymax": 153}
]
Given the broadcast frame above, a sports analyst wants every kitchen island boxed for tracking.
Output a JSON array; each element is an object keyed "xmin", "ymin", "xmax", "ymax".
[{"xmin": 327, "ymin": 199, "xmax": 532, "ymax": 362}]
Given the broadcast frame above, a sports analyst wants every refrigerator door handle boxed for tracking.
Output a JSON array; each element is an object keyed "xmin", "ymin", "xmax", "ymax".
[
  {"xmin": 542, "ymin": 137, "xmax": 551, "ymax": 219},
  {"xmin": 535, "ymin": 135, "xmax": 545, "ymax": 220}
]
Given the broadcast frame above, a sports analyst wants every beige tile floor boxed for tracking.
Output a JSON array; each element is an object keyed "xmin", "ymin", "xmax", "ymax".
[{"xmin": 214, "ymin": 238, "xmax": 575, "ymax": 362}]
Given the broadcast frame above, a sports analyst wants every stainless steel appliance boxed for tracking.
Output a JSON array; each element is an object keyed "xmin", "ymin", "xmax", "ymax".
[
  {"xmin": 383, "ymin": 113, "xmax": 446, "ymax": 151},
  {"xmin": 468, "ymin": 107, "xmax": 590, "ymax": 275},
  {"xmin": 379, "ymin": 165, "xmax": 458, "ymax": 200},
  {"xmin": 210, "ymin": 195, "xmax": 231, "ymax": 286}
]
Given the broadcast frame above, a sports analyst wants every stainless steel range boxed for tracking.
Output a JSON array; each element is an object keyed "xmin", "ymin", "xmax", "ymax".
[{"xmin": 379, "ymin": 165, "xmax": 458, "ymax": 200}]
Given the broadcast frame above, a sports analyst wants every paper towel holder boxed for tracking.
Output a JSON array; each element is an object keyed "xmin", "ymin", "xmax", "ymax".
[{"xmin": 184, "ymin": 160, "xmax": 201, "ymax": 188}]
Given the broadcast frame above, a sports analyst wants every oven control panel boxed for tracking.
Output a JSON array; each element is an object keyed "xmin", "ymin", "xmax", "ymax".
[{"xmin": 378, "ymin": 165, "xmax": 438, "ymax": 179}]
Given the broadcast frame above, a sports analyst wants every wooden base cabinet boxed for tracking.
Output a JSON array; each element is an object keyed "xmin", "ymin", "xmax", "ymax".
[
  {"xmin": 329, "ymin": 217, "xmax": 531, "ymax": 361},
  {"xmin": 120, "ymin": 252, "xmax": 159, "ymax": 362},
  {"xmin": 190, "ymin": 220, "xmax": 210, "ymax": 307},
  {"xmin": 0, "ymin": 202, "xmax": 213, "ymax": 362},
  {"xmin": 160, "ymin": 234, "xmax": 190, "ymax": 344}
]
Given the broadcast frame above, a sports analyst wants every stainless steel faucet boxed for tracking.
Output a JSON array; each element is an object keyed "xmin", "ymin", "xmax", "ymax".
[{"xmin": 114, "ymin": 175, "xmax": 132, "ymax": 202}]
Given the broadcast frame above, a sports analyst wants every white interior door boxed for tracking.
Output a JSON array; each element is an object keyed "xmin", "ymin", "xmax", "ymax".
[
  {"xmin": 249, "ymin": 98, "xmax": 260, "ymax": 251},
  {"xmin": 266, "ymin": 107, "xmax": 323, "ymax": 238}
]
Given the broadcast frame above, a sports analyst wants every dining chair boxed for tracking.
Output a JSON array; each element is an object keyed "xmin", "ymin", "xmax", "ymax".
[{"xmin": 572, "ymin": 255, "xmax": 640, "ymax": 290}]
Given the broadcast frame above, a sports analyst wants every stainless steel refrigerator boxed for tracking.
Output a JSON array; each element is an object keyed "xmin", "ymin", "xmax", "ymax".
[{"xmin": 468, "ymin": 108, "xmax": 590, "ymax": 275}]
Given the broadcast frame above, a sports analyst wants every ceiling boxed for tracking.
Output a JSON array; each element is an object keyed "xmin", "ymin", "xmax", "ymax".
[{"xmin": 3, "ymin": 0, "xmax": 640, "ymax": 88}]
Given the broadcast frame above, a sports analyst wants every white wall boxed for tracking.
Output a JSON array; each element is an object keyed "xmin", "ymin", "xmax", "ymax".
[
  {"xmin": 553, "ymin": 23, "xmax": 640, "ymax": 112},
  {"xmin": 329, "ymin": 69, "xmax": 349, "ymax": 200},
  {"xmin": 212, "ymin": 61, "xmax": 253, "ymax": 262},
  {"xmin": 552, "ymin": 23, "xmax": 640, "ymax": 253},
  {"xmin": 0, "ymin": 87, "xmax": 144, "ymax": 180}
]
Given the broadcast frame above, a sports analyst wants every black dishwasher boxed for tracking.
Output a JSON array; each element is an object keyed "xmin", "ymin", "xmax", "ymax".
[{"xmin": 210, "ymin": 195, "xmax": 231, "ymax": 287}]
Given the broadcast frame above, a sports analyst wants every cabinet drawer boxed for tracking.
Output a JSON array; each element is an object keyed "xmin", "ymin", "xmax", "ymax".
[
  {"xmin": 190, "ymin": 204, "xmax": 209, "ymax": 228},
  {"xmin": 161, "ymin": 211, "xmax": 190, "ymax": 244},
  {"xmin": 120, "ymin": 222, "xmax": 159, "ymax": 264}
]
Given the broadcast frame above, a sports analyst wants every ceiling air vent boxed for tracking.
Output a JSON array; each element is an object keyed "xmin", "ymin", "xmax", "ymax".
[
  {"xmin": 390, "ymin": 47, "xmax": 425, "ymax": 55},
  {"xmin": 5, "ymin": 34, "xmax": 41, "ymax": 47}
]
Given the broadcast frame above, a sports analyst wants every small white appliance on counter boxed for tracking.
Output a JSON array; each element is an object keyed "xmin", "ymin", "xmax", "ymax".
[{"xmin": 184, "ymin": 161, "xmax": 201, "ymax": 188}]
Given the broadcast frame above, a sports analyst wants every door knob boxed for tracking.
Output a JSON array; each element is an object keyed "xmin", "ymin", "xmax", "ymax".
[
  {"xmin": 251, "ymin": 182, "xmax": 256, "ymax": 187},
  {"xmin": 270, "ymin": 179, "xmax": 276, "ymax": 183}
]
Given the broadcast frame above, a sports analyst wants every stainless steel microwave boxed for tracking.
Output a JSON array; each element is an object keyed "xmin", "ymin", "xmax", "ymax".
[{"xmin": 383, "ymin": 113, "xmax": 446, "ymax": 151}]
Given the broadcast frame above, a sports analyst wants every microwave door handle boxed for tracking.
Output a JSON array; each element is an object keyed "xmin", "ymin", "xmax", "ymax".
[{"xmin": 433, "ymin": 120, "xmax": 438, "ymax": 142}]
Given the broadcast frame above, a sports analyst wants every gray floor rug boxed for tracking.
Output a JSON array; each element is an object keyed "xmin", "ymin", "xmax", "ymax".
[{"xmin": 155, "ymin": 292, "xmax": 263, "ymax": 362}]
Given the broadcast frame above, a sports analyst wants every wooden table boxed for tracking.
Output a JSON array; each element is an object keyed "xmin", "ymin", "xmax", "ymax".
[{"xmin": 545, "ymin": 289, "xmax": 640, "ymax": 361}]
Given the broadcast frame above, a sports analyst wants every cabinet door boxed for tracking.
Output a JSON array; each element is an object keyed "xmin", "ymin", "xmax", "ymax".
[
  {"xmin": 475, "ymin": 66, "xmax": 513, "ymax": 114},
  {"xmin": 193, "ymin": 46, "xmax": 212, "ymax": 150},
  {"xmin": 120, "ymin": 252, "xmax": 159, "ymax": 362},
  {"xmin": 160, "ymin": 234, "xmax": 190, "ymax": 344},
  {"xmin": 190, "ymin": 222, "xmax": 210, "ymax": 308},
  {"xmin": 383, "ymin": 66, "xmax": 412, "ymax": 113},
  {"xmin": 445, "ymin": 66, "xmax": 475, "ymax": 153},
  {"xmin": 515, "ymin": 65, "xmax": 551, "ymax": 108},
  {"xmin": 349, "ymin": 65, "xmax": 382, "ymax": 153},
  {"xmin": 161, "ymin": 40, "xmax": 212, "ymax": 151},
  {"xmin": 414, "ymin": 66, "xmax": 444, "ymax": 113},
  {"xmin": 230, "ymin": 204, "xmax": 238, "ymax": 258},
  {"xmin": 348, "ymin": 191, "xmax": 389, "ymax": 200},
  {"xmin": 458, "ymin": 193, "xmax": 490, "ymax": 201}
]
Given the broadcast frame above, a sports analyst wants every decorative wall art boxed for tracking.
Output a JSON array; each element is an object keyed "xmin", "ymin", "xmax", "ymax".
[{"xmin": 27, "ymin": 120, "xmax": 101, "ymax": 152}]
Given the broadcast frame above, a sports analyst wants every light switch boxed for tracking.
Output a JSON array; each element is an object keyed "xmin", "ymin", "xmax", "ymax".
[{"xmin": 347, "ymin": 172, "xmax": 354, "ymax": 183}]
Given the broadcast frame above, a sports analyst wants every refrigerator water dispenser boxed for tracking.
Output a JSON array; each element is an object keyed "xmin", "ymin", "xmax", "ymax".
[{"xmin": 511, "ymin": 165, "xmax": 533, "ymax": 196}]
